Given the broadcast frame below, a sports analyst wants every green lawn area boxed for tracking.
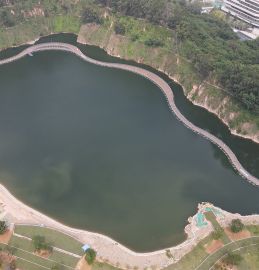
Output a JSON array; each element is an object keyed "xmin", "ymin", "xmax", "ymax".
[
  {"xmin": 15, "ymin": 225, "xmax": 84, "ymax": 255},
  {"xmin": 12, "ymin": 224, "xmax": 259, "ymax": 270},
  {"xmin": 1, "ymin": 234, "xmax": 79, "ymax": 270},
  {"xmin": 12, "ymin": 225, "xmax": 120, "ymax": 270},
  {"xmin": 52, "ymin": 15, "xmax": 81, "ymax": 33},
  {"xmin": 197, "ymin": 237, "xmax": 259, "ymax": 270},
  {"xmin": 164, "ymin": 235, "xmax": 212, "ymax": 270},
  {"xmin": 246, "ymin": 225, "xmax": 259, "ymax": 236},
  {"xmin": 236, "ymin": 243, "xmax": 259, "ymax": 270},
  {"xmin": 14, "ymin": 258, "xmax": 49, "ymax": 270},
  {"xmin": 164, "ymin": 236, "xmax": 259, "ymax": 270},
  {"xmin": 10, "ymin": 234, "xmax": 78, "ymax": 267},
  {"xmin": 164, "ymin": 213, "xmax": 259, "ymax": 270}
]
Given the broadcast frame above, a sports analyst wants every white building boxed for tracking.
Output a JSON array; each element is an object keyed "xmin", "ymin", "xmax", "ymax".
[{"xmin": 222, "ymin": 0, "xmax": 259, "ymax": 27}]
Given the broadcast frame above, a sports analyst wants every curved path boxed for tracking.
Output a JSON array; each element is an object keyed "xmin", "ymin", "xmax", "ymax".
[
  {"xmin": 0, "ymin": 42, "xmax": 258, "ymax": 186},
  {"xmin": 195, "ymin": 236, "xmax": 259, "ymax": 270}
]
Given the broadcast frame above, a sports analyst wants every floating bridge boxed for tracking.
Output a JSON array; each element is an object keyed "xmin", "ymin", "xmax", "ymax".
[{"xmin": 1, "ymin": 42, "xmax": 258, "ymax": 186}]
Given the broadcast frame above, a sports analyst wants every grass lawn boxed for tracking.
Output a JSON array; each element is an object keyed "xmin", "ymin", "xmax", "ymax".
[
  {"xmin": 15, "ymin": 225, "xmax": 84, "ymax": 255},
  {"xmin": 196, "ymin": 237, "xmax": 259, "ymax": 270},
  {"xmin": 52, "ymin": 15, "xmax": 81, "ymax": 33},
  {"xmin": 164, "ymin": 213, "xmax": 259, "ymax": 270},
  {"xmin": 12, "ymin": 226, "xmax": 120, "ymax": 270},
  {"xmin": 236, "ymin": 243, "xmax": 259, "ymax": 270},
  {"xmin": 14, "ymin": 258, "xmax": 49, "ymax": 270},
  {"xmin": 246, "ymin": 225, "xmax": 259, "ymax": 236},
  {"xmin": 164, "ymin": 235, "xmax": 212, "ymax": 270},
  {"xmin": 204, "ymin": 212, "xmax": 230, "ymax": 244},
  {"xmin": 11, "ymin": 234, "xmax": 79, "ymax": 267}
]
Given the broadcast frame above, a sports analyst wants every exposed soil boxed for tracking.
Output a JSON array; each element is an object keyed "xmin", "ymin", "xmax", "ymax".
[
  {"xmin": 215, "ymin": 262, "xmax": 238, "ymax": 270},
  {"xmin": 205, "ymin": 239, "xmax": 224, "ymax": 254},
  {"xmin": 0, "ymin": 229, "xmax": 12, "ymax": 244},
  {"xmin": 0, "ymin": 251, "xmax": 16, "ymax": 264},
  {"xmin": 34, "ymin": 249, "xmax": 51, "ymax": 258},
  {"xmin": 224, "ymin": 228, "xmax": 251, "ymax": 241},
  {"xmin": 76, "ymin": 256, "xmax": 92, "ymax": 270}
]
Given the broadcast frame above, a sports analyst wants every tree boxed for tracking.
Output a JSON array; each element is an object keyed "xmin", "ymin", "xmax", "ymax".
[
  {"xmin": 144, "ymin": 38, "xmax": 164, "ymax": 47},
  {"xmin": 1, "ymin": 10, "xmax": 15, "ymax": 27},
  {"xmin": 0, "ymin": 220, "xmax": 7, "ymax": 235},
  {"xmin": 85, "ymin": 248, "xmax": 97, "ymax": 265},
  {"xmin": 95, "ymin": 0, "xmax": 259, "ymax": 114},
  {"xmin": 32, "ymin": 235, "xmax": 53, "ymax": 252},
  {"xmin": 230, "ymin": 219, "xmax": 244, "ymax": 233},
  {"xmin": 82, "ymin": 7, "xmax": 103, "ymax": 24}
]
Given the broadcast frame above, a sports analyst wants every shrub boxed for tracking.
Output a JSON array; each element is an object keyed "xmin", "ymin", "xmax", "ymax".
[
  {"xmin": 85, "ymin": 248, "xmax": 97, "ymax": 265},
  {"xmin": 0, "ymin": 220, "xmax": 7, "ymax": 235},
  {"xmin": 165, "ymin": 249, "xmax": 173, "ymax": 258},
  {"xmin": 114, "ymin": 21, "xmax": 126, "ymax": 35},
  {"xmin": 82, "ymin": 7, "xmax": 103, "ymax": 24},
  {"xmin": 223, "ymin": 252, "xmax": 242, "ymax": 265},
  {"xmin": 230, "ymin": 219, "xmax": 244, "ymax": 233},
  {"xmin": 144, "ymin": 38, "xmax": 164, "ymax": 47},
  {"xmin": 32, "ymin": 235, "xmax": 53, "ymax": 252},
  {"xmin": 1, "ymin": 10, "xmax": 15, "ymax": 27}
]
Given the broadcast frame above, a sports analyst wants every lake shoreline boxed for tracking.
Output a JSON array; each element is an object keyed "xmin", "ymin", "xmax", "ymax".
[
  {"xmin": 0, "ymin": 33, "xmax": 258, "ymax": 145},
  {"xmin": 2, "ymin": 182, "xmax": 259, "ymax": 269},
  {"xmin": 0, "ymin": 183, "xmax": 211, "ymax": 268},
  {"xmin": 1, "ymin": 42, "xmax": 258, "ymax": 186},
  {"xmin": 76, "ymin": 38, "xmax": 259, "ymax": 145},
  {"xmin": 0, "ymin": 39, "xmax": 259, "ymax": 268}
]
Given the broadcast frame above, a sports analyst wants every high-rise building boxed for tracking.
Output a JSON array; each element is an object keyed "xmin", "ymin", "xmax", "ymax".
[{"xmin": 222, "ymin": 0, "xmax": 259, "ymax": 27}]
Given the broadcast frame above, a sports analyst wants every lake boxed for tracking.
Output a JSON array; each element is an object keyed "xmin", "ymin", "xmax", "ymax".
[{"xmin": 0, "ymin": 34, "xmax": 258, "ymax": 252}]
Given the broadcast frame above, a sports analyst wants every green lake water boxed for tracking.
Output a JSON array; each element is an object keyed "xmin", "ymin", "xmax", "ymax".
[{"xmin": 0, "ymin": 34, "xmax": 258, "ymax": 252}]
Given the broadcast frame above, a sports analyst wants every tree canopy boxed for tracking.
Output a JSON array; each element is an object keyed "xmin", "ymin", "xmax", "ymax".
[
  {"xmin": 230, "ymin": 219, "xmax": 245, "ymax": 233},
  {"xmin": 95, "ymin": 0, "xmax": 259, "ymax": 114},
  {"xmin": 32, "ymin": 235, "xmax": 53, "ymax": 252},
  {"xmin": 85, "ymin": 248, "xmax": 97, "ymax": 265},
  {"xmin": 0, "ymin": 220, "xmax": 7, "ymax": 235},
  {"xmin": 223, "ymin": 252, "xmax": 242, "ymax": 265}
]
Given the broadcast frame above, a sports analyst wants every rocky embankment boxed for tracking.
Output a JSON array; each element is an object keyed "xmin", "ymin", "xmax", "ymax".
[{"xmin": 78, "ymin": 23, "xmax": 259, "ymax": 144}]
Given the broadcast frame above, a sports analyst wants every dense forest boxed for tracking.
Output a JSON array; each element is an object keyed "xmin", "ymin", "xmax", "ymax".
[{"xmin": 95, "ymin": 0, "xmax": 259, "ymax": 113}]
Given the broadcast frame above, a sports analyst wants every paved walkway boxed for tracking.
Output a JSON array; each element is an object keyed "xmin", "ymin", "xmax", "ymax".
[{"xmin": 195, "ymin": 236, "xmax": 259, "ymax": 270}]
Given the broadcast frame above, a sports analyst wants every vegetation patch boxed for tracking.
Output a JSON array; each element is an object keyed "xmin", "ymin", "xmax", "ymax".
[
  {"xmin": 225, "ymin": 227, "xmax": 251, "ymax": 241},
  {"xmin": 230, "ymin": 219, "xmax": 244, "ymax": 233},
  {"xmin": 15, "ymin": 225, "xmax": 83, "ymax": 255},
  {"xmin": 204, "ymin": 212, "xmax": 230, "ymax": 244},
  {"xmin": 85, "ymin": 248, "xmax": 97, "ymax": 265}
]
